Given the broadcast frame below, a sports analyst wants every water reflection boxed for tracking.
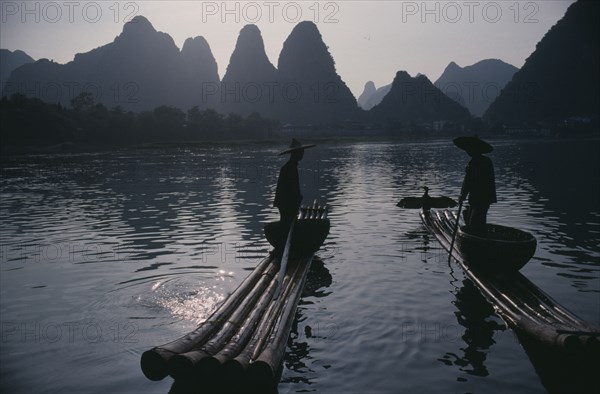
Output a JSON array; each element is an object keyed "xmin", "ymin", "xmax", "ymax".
[
  {"xmin": 437, "ymin": 253, "xmax": 599, "ymax": 393},
  {"xmin": 439, "ymin": 275, "xmax": 506, "ymax": 378},
  {"xmin": 282, "ymin": 258, "xmax": 334, "ymax": 387}
]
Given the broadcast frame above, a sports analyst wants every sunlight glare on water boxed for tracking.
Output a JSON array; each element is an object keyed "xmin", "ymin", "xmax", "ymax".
[{"xmin": 152, "ymin": 280, "xmax": 225, "ymax": 325}]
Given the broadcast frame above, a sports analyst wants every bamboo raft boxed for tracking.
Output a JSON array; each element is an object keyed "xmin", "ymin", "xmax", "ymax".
[
  {"xmin": 421, "ymin": 209, "xmax": 600, "ymax": 356},
  {"xmin": 140, "ymin": 203, "xmax": 330, "ymax": 390}
]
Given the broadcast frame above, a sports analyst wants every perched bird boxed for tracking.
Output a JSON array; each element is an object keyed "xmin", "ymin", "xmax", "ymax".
[{"xmin": 397, "ymin": 187, "xmax": 457, "ymax": 210}]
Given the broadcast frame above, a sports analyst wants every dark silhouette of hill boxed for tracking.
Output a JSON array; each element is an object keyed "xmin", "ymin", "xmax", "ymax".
[
  {"xmin": 0, "ymin": 49, "xmax": 34, "ymax": 97},
  {"xmin": 369, "ymin": 71, "xmax": 470, "ymax": 127},
  {"xmin": 180, "ymin": 36, "xmax": 220, "ymax": 110},
  {"xmin": 435, "ymin": 59, "xmax": 518, "ymax": 117},
  {"xmin": 358, "ymin": 81, "xmax": 392, "ymax": 110},
  {"xmin": 4, "ymin": 16, "xmax": 219, "ymax": 112},
  {"xmin": 220, "ymin": 24, "xmax": 277, "ymax": 117},
  {"xmin": 484, "ymin": 0, "xmax": 599, "ymax": 125},
  {"xmin": 276, "ymin": 21, "xmax": 359, "ymax": 124}
]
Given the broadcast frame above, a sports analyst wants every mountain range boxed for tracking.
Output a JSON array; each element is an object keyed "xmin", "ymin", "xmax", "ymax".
[
  {"xmin": 3, "ymin": 0, "xmax": 598, "ymax": 129},
  {"xmin": 4, "ymin": 18, "xmax": 362, "ymax": 124},
  {"xmin": 359, "ymin": 59, "xmax": 518, "ymax": 117},
  {"xmin": 484, "ymin": 0, "xmax": 599, "ymax": 124},
  {"xmin": 5, "ymin": 16, "xmax": 219, "ymax": 112},
  {"xmin": 218, "ymin": 21, "xmax": 359, "ymax": 124}
]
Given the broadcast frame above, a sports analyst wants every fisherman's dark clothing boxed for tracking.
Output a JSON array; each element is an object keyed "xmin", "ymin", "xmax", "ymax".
[
  {"xmin": 461, "ymin": 154, "xmax": 496, "ymax": 233},
  {"xmin": 274, "ymin": 159, "xmax": 302, "ymax": 218},
  {"xmin": 274, "ymin": 159, "xmax": 302, "ymax": 256}
]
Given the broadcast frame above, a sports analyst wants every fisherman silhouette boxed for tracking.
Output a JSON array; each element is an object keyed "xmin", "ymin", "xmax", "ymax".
[
  {"xmin": 274, "ymin": 139, "xmax": 316, "ymax": 254},
  {"xmin": 454, "ymin": 136, "xmax": 497, "ymax": 235}
]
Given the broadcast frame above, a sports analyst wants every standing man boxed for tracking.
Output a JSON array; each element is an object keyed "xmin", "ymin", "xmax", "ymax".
[
  {"xmin": 274, "ymin": 139, "xmax": 316, "ymax": 242},
  {"xmin": 454, "ymin": 136, "xmax": 497, "ymax": 235}
]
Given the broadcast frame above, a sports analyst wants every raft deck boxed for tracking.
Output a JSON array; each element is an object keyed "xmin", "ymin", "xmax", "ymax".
[
  {"xmin": 421, "ymin": 209, "xmax": 599, "ymax": 353},
  {"xmin": 141, "ymin": 205, "xmax": 329, "ymax": 392}
]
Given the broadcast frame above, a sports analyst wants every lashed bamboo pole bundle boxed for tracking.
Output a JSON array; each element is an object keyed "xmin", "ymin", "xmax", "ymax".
[
  {"xmin": 167, "ymin": 262, "xmax": 278, "ymax": 379},
  {"xmin": 420, "ymin": 208, "xmax": 600, "ymax": 354},
  {"xmin": 247, "ymin": 254, "xmax": 314, "ymax": 383},
  {"xmin": 142, "ymin": 201, "xmax": 331, "ymax": 389},
  {"xmin": 221, "ymin": 257, "xmax": 305, "ymax": 380},
  {"xmin": 213, "ymin": 257, "xmax": 300, "ymax": 363},
  {"xmin": 140, "ymin": 255, "xmax": 274, "ymax": 381}
]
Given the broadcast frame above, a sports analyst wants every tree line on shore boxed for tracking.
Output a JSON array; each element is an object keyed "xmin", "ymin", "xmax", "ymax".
[{"xmin": 0, "ymin": 93, "xmax": 280, "ymax": 149}]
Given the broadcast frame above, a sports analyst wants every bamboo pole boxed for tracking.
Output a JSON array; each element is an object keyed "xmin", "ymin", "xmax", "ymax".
[
  {"xmin": 250, "ymin": 257, "xmax": 309, "ymax": 364},
  {"xmin": 194, "ymin": 270, "xmax": 280, "ymax": 380},
  {"xmin": 247, "ymin": 254, "xmax": 314, "ymax": 383},
  {"xmin": 140, "ymin": 255, "xmax": 273, "ymax": 381},
  {"xmin": 211, "ymin": 259, "xmax": 298, "ymax": 365},
  {"xmin": 448, "ymin": 200, "xmax": 464, "ymax": 262},
  {"xmin": 221, "ymin": 257, "xmax": 304, "ymax": 381},
  {"xmin": 299, "ymin": 208, "xmax": 307, "ymax": 219},
  {"xmin": 515, "ymin": 316, "xmax": 581, "ymax": 350},
  {"xmin": 167, "ymin": 263, "xmax": 278, "ymax": 380},
  {"xmin": 274, "ymin": 217, "xmax": 296, "ymax": 300}
]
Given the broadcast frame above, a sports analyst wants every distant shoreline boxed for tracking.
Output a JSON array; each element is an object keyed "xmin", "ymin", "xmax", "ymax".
[{"xmin": 2, "ymin": 133, "xmax": 599, "ymax": 157}]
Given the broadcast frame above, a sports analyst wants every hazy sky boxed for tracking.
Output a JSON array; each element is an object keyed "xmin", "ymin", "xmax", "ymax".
[{"xmin": 1, "ymin": 0, "xmax": 575, "ymax": 97}]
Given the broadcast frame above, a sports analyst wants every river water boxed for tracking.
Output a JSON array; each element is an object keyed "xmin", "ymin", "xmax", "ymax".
[{"xmin": 1, "ymin": 138, "xmax": 599, "ymax": 393}]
